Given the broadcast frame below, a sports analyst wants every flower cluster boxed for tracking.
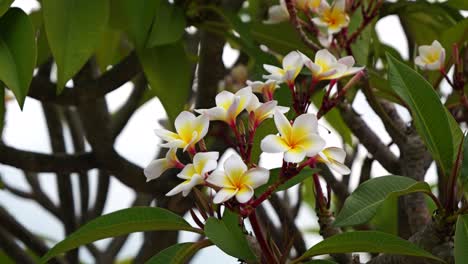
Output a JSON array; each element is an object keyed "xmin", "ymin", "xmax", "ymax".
[
  {"xmin": 144, "ymin": 48, "xmax": 362, "ymax": 208},
  {"xmin": 265, "ymin": 0, "xmax": 349, "ymax": 47}
]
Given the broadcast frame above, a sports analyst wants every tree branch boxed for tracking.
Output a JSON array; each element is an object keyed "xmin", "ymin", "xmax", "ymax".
[{"xmin": 0, "ymin": 226, "xmax": 36, "ymax": 264}]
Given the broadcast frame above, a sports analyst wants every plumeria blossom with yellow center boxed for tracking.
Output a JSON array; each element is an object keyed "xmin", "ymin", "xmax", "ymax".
[
  {"xmin": 302, "ymin": 50, "xmax": 363, "ymax": 81},
  {"xmin": 414, "ymin": 40, "xmax": 445, "ymax": 71},
  {"xmin": 263, "ymin": 51, "xmax": 304, "ymax": 86},
  {"xmin": 264, "ymin": 0, "xmax": 289, "ymax": 24},
  {"xmin": 195, "ymin": 87, "xmax": 252, "ymax": 126},
  {"xmin": 317, "ymin": 147, "xmax": 350, "ymax": 175},
  {"xmin": 247, "ymin": 80, "xmax": 279, "ymax": 101},
  {"xmin": 246, "ymin": 95, "xmax": 289, "ymax": 128},
  {"xmin": 154, "ymin": 111, "xmax": 209, "ymax": 152},
  {"xmin": 312, "ymin": 0, "xmax": 349, "ymax": 34},
  {"xmin": 144, "ymin": 148, "xmax": 184, "ymax": 182},
  {"xmin": 261, "ymin": 110, "xmax": 326, "ymax": 163},
  {"xmin": 166, "ymin": 152, "xmax": 219, "ymax": 197},
  {"xmin": 208, "ymin": 154, "xmax": 269, "ymax": 204}
]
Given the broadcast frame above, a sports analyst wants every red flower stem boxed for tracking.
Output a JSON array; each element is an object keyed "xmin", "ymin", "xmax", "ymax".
[
  {"xmin": 248, "ymin": 210, "xmax": 276, "ymax": 263},
  {"xmin": 230, "ymin": 122, "xmax": 246, "ymax": 160}
]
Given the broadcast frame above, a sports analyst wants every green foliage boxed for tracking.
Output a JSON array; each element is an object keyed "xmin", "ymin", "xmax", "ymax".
[
  {"xmin": 297, "ymin": 231, "xmax": 443, "ymax": 262},
  {"xmin": 334, "ymin": 176, "xmax": 433, "ymax": 227},
  {"xmin": 386, "ymin": 54, "xmax": 461, "ymax": 175},
  {"xmin": 0, "ymin": 8, "xmax": 36, "ymax": 108},
  {"xmin": 139, "ymin": 42, "xmax": 191, "ymax": 123},
  {"xmin": 204, "ymin": 209, "xmax": 256, "ymax": 261},
  {"xmin": 42, "ymin": 0, "xmax": 109, "ymax": 92},
  {"xmin": 147, "ymin": 1, "xmax": 186, "ymax": 47},
  {"xmin": 0, "ymin": 0, "xmax": 13, "ymax": 17},
  {"xmin": 40, "ymin": 207, "xmax": 201, "ymax": 263},
  {"xmin": 145, "ymin": 241, "xmax": 212, "ymax": 264},
  {"xmin": 455, "ymin": 214, "xmax": 468, "ymax": 263}
]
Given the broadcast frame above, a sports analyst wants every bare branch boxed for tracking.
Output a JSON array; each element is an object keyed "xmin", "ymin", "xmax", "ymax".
[{"xmin": 0, "ymin": 226, "xmax": 36, "ymax": 264}]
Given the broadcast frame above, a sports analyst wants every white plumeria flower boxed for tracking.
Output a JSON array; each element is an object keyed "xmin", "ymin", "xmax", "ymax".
[
  {"xmin": 246, "ymin": 96, "xmax": 289, "ymax": 127},
  {"xmin": 195, "ymin": 87, "xmax": 252, "ymax": 126},
  {"xmin": 155, "ymin": 111, "xmax": 209, "ymax": 152},
  {"xmin": 208, "ymin": 154, "xmax": 269, "ymax": 204},
  {"xmin": 264, "ymin": 0, "xmax": 289, "ymax": 24},
  {"xmin": 297, "ymin": 0, "xmax": 322, "ymax": 12},
  {"xmin": 247, "ymin": 80, "xmax": 279, "ymax": 101},
  {"xmin": 317, "ymin": 147, "xmax": 350, "ymax": 174},
  {"xmin": 414, "ymin": 40, "xmax": 445, "ymax": 71},
  {"xmin": 166, "ymin": 152, "xmax": 219, "ymax": 197},
  {"xmin": 302, "ymin": 50, "xmax": 363, "ymax": 80},
  {"xmin": 144, "ymin": 148, "xmax": 183, "ymax": 182},
  {"xmin": 312, "ymin": 0, "xmax": 349, "ymax": 34},
  {"xmin": 263, "ymin": 51, "xmax": 304, "ymax": 85},
  {"xmin": 261, "ymin": 111, "xmax": 326, "ymax": 163}
]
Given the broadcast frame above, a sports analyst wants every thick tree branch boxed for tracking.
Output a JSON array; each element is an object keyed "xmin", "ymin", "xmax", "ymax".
[
  {"xmin": 0, "ymin": 226, "xmax": 36, "ymax": 264},
  {"xmin": 339, "ymin": 103, "xmax": 400, "ymax": 174}
]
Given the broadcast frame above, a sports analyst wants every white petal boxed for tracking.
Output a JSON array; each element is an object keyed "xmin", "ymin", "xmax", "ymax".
[
  {"xmin": 312, "ymin": 17, "xmax": 328, "ymax": 27},
  {"xmin": 160, "ymin": 140, "xmax": 186, "ymax": 149},
  {"xmin": 181, "ymin": 174, "xmax": 204, "ymax": 196},
  {"xmin": 300, "ymin": 134, "xmax": 326, "ymax": 156},
  {"xmin": 177, "ymin": 164, "xmax": 196, "ymax": 180},
  {"xmin": 207, "ymin": 170, "xmax": 232, "ymax": 188},
  {"xmin": 414, "ymin": 56, "xmax": 426, "ymax": 68},
  {"xmin": 333, "ymin": 0, "xmax": 346, "ymax": 11},
  {"xmin": 194, "ymin": 151, "xmax": 219, "ymax": 175},
  {"xmin": 284, "ymin": 147, "xmax": 307, "ymax": 163},
  {"xmin": 194, "ymin": 114, "xmax": 210, "ymax": 139},
  {"xmin": 431, "ymin": 40, "xmax": 443, "ymax": 50},
  {"xmin": 254, "ymin": 100, "xmax": 277, "ymax": 122},
  {"xmin": 195, "ymin": 107, "xmax": 227, "ymax": 121},
  {"xmin": 263, "ymin": 64, "xmax": 283, "ymax": 75},
  {"xmin": 224, "ymin": 154, "xmax": 248, "ymax": 180},
  {"xmin": 276, "ymin": 106, "xmax": 290, "ymax": 114},
  {"xmin": 166, "ymin": 183, "xmax": 186, "ymax": 196},
  {"xmin": 274, "ymin": 110, "xmax": 292, "ymax": 141},
  {"xmin": 292, "ymin": 113, "xmax": 319, "ymax": 136},
  {"xmin": 426, "ymin": 61, "xmax": 442, "ymax": 71},
  {"xmin": 226, "ymin": 96, "xmax": 241, "ymax": 122},
  {"xmin": 338, "ymin": 56, "xmax": 355, "ymax": 67},
  {"xmin": 323, "ymin": 147, "xmax": 346, "ymax": 163},
  {"xmin": 342, "ymin": 66, "xmax": 365, "ymax": 77},
  {"xmin": 215, "ymin": 91, "xmax": 235, "ymax": 109},
  {"xmin": 213, "ymin": 188, "xmax": 238, "ymax": 204},
  {"xmin": 304, "ymin": 60, "xmax": 322, "ymax": 76},
  {"xmin": 165, "ymin": 148, "xmax": 179, "ymax": 163},
  {"xmin": 154, "ymin": 129, "xmax": 179, "ymax": 142},
  {"xmin": 244, "ymin": 167, "xmax": 270, "ymax": 188},
  {"xmin": 419, "ymin": 45, "xmax": 433, "ymax": 58},
  {"xmin": 175, "ymin": 111, "xmax": 196, "ymax": 135},
  {"xmin": 235, "ymin": 186, "xmax": 254, "ymax": 204},
  {"xmin": 246, "ymin": 94, "xmax": 261, "ymax": 112},
  {"xmin": 328, "ymin": 161, "xmax": 351, "ymax": 175},
  {"xmin": 261, "ymin": 135, "xmax": 290, "ymax": 153},
  {"xmin": 264, "ymin": 5, "xmax": 289, "ymax": 24},
  {"xmin": 247, "ymin": 80, "xmax": 265, "ymax": 93},
  {"xmin": 315, "ymin": 49, "xmax": 338, "ymax": 67},
  {"xmin": 282, "ymin": 51, "xmax": 303, "ymax": 70},
  {"xmin": 144, "ymin": 159, "xmax": 169, "ymax": 182}
]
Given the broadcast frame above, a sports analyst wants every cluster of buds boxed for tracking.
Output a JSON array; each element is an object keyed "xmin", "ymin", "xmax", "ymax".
[{"xmin": 144, "ymin": 48, "xmax": 364, "ymax": 214}]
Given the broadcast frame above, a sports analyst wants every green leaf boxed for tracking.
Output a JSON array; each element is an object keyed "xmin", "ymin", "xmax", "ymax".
[
  {"xmin": 370, "ymin": 196, "xmax": 398, "ymax": 235},
  {"xmin": 40, "ymin": 207, "xmax": 201, "ymax": 263},
  {"xmin": 386, "ymin": 53, "xmax": 460, "ymax": 175},
  {"xmin": 95, "ymin": 29, "xmax": 129, "ymax": 72},
  {"xmin": 145, "ymin": 241, "xmax": 212, "ymax": 264},
  {"xmin": 111, "ymin": 0, "xmax": 157, "ymax": 50},
  {"xmin": 0, "ymin": 86, "xmax": 4, "ymax": 133},
  {"xmin": 461, "ymin": 133, "xmax": 468, "ymax": 192},
  {"xmin": 455, "ymin": 214, "xmax": 468, "ymax": 263},
  {"xmin": 447, "ymin": 0, "xmax": 468, "ymax": 10},
  {"xmin": 334, "ymin": 176, "xmax": 433, "ymax": 227},
  {"xmin": 146, "ymin": 1, "xmax": 186, "ymax": 47},
  {"xmin": 42, "ymin": 0, "xmax": 109, "ymax": 92},
  {"xmin": 29, "ymin": 10, "xmax": 51, "ymax": 67},
  {"xmin": 0, "ymin": 0, "xmax": 13, "ymax": 17},
  {"xmin": 0, "ymin": 8, "xmax": 36, "ymax": 108},
  {"xmin": 255, "ymin": 167, "xmax": 321, "ymax": 196},
  {"xmin": 297, "ymin": 231, "xmax": 443, "ymax": 262},
  {"xmin": 204, "ymin": 210, "xmax": 256, "ymax": 261},
  {"xmin": 139, "ymin": 42, "xmax": 191, "ymax": 123}
]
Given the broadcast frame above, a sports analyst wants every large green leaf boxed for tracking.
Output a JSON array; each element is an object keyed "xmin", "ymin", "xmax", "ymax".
[
  {"xmin": 334, "ymin": 176, "xmax": 433, "ymax": 227},
  {"xmin": 29, "ymin": 10, "xmax": 51, "ymax": 67},
  {"xmin": 0, "ymin": 8, "xmax": 36, "ymax": 107},
  {"xmin": 110, "ymin": 0, "xmax": 157, "ymax": 49},
  {"xmin": 447, "ymin": 0, "xmax": 468, "ymax": 10},
  {"xmin": 204, "ymin": 210, "xmax": 256, "ymax": 261},
  {"xmin": 40, "ymin": 207, "xmax": 201, "ymax": 263},
  {"xmin": 455, "ymin": 214, "xmax": 468, "ymax": 263},
  {"xmin": 0, "ymin": 86, "xmax": 4, "ymax": 133},
  {"xmin": 139, "ymin": 42, "xmax": 191, "ymax": 123},
  {"xmin": 145, "ymin": 241, "xmax": 212, "ymax": 264},
  {"xmin": 42, "ymin": 0, "xmax": 109, "ymax": 92},
  {"xmin": 255, "ymin": 167, "xmax": 320, "ymax": 196},
  {"xmin": 461, "ymin": 133, "xmax": 468, "ymax": 193},
  {"xmin": 386, "ymin": 54, "xmax": 460, "ymax": 175},
  {"xmin": 146, "ymin": 1, "xmax": 186, "ymax": 47},
  {"xmin": 0, "ymin": 0, "xmax": 12, "ymax": 17},
  {"xmin": 296, "ymin": 231, "xmax": 442, "ymax": 262}
]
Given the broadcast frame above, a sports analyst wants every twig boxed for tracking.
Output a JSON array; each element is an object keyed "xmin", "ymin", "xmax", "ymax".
[{"xmin": 284, "ymin": 0, "xmax": 320, "ymax": 51}]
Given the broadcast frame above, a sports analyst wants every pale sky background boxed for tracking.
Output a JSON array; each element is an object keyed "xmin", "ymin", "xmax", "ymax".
[{"xmin": 0, "ymin": 0, "xmax": 465, "ymax": 263}]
